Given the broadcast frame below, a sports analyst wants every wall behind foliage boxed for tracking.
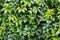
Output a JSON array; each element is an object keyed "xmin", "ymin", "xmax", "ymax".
[{"xmin": 0, "ymin": 0, "xmax": 60, "ymax": 40}]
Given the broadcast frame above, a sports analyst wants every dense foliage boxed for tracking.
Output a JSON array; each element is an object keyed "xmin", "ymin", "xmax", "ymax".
[{"xmin": 0, "ymin": 0, "xmax": 60, "ymax": 40}]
